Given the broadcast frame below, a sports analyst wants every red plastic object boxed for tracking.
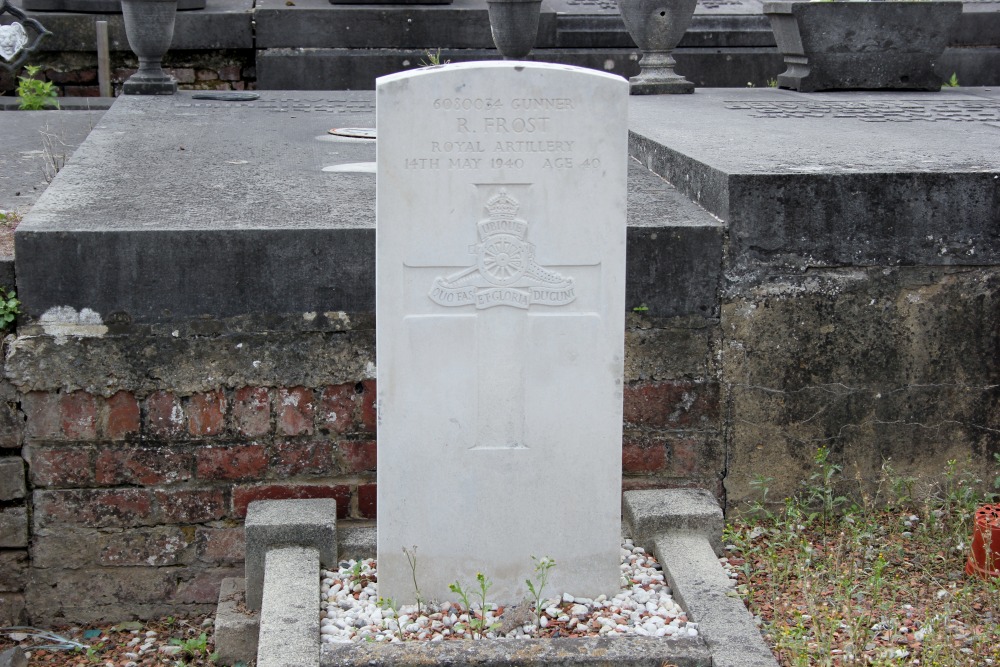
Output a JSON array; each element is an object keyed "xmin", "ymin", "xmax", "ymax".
[{"xmin": 966, "ymin": 504, "xmax": 1000, "ymax": 580}]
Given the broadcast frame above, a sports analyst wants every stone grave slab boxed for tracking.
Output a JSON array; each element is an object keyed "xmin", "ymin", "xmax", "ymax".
[
  {"xmin": 14, "ymin": 91, "xmax": 378, "ymax": 325},
  {"xmin": 376, "ymin": 62, "xmax": 628, "ymax": 604},
  {"xmin": 628, "ymin": 88, "xmax": 1000, "ymax": 269},
  {"xmin": 14, "ymin": 88, "xmax": 721, "ymax": 334}
]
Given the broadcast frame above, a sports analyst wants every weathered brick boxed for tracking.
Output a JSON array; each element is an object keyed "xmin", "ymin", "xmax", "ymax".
[
  {"xmin": 26, "ymin": 446, "xmax": 95, "ymax": 487},
  {"xmin": 102, "ymin": 391, "xmax": 141, "ymax": 440},
  {"xmin": 26, "ymin": 567, "xmax": 176, "ymax": 613},
  {"xmin": 112, "ymin": 68, "xmax": 137, "ymax": 82},
  {"xmin": 0, "ymin": 457, "xmax": 25, "ymax": 500},
  {"xmin": 0, "ymin": 551, "xmax": 27, "ymax": 592},
  {"xmin": 31, "ymin": 529, "xmax": 97, "ymax": 568},
  {"xmin": 146, "ymin": 391, "xmax": 186, "ymax": 438},
  {"xmin": 45, "ymin": 68, "xmax": 96, "ymax": 84},
  {"xmin": 34, "ymin": 488, "xmax": 154, "ymax": 529},
  {"xmin": 188, "ymin": 390, "xmax": 226, "ymax": 437},
  {"xmin": 195, "ymin": 526, "xmax": 245, "ymax": 564},
  {"xmin": 95, "ymin": 445, "xmax": 193, "ymax": 486},
  {"xmin": 622, "ymin": 437, "xmax": 667, "ymax": 474},
  {"xmin": 62, "ymin": 85, "xmax": 101, "ymax": 97},
  {"xmin": 99, "ymin": 526, "xmax": 194, "ymax": 567},
  {"xmin": 667, "ymin": 438, "xmax": 701, "ymax": 476},
  {"xmin": 678, "ymin": 435, "xmax": 726, "ymax": 480},
  {"xmin": 167, "ymin": 67, "xmax": 196, "ymax": 83},
  {"xmin": 0, "ymin": 593, "xmax": 26, "ymax": 625},
  {"xmin": 195, "ymin": 68, "xmax": 216, "ymax": 81},
  {"xmin": 196, "ymin": 444, "xmax": 267, "ymax": 481},
  {"xmin": 232, "ymin": 386, "xmax": 271, "ymax": 437},
  {"xmin": 317, "ymin": 384, "xmax": 356, "ymax": 435},
  {"xmin": 357, "ymin": 483, "xmax": 377, "ymax": 519},
  {"xmin": 61, "ymin": 391, "xmax": 98, "ymax": 440},
  {"xmin": 0, "ymin": 384, "xmax": 21, "ymax": 448},
  {"xmin": 232, "ymin": 483, "xmax": 350, "ymax": 519},
  {"xmin": 154, "ymin": 488, "xmax": 227, "ymax": 524},
  {"xmin": 0, "ymin": 507, "xmax": 28, "ymax": 547},
  {"xmin": 271, "ymin": 440, "xmax": 335, "ymax": 477},
  {"xmin": 173, "ymin": 567, "xmax": 242, "ymax": 604},
  {"xmin": 275, "ymin": 387, "xmax": 314, "ymax": 436},
  {"xmin": 21, "ymin": 391, "xmax": 61, "ymax": 441},
  {"xmin": 339, "ymin": 440, "xmax": 376, "ymax": 473},
  {"xmin": 623, "ymin": 381, "xmax": 720, "ymax": 428},
  {"xmin": 359, "ymin": 380, "xmax": 377, "ymax": 433},
  {"xmin": 218, "ymin": 65, "xmax": 241, "ymax": 81}
]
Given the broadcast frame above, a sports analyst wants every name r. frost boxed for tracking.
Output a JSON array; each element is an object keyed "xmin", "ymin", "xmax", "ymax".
[{"xmin": 458, "ymin": 117, "xmax": 552, "ymax": 133}]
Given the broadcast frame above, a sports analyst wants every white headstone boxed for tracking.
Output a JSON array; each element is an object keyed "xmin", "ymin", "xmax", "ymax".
[{"xmin": 376, "ymin": 62, "xmax": 628, "ymax": 604}]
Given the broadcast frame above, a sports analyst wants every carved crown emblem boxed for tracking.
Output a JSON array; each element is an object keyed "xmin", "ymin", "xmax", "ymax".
[{"xmin": 485, "ymin": 190, "xmax": 520, "ymax": 220}]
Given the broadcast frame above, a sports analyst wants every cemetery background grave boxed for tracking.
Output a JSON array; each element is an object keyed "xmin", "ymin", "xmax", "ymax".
[
  {"xmin": 0, "ymin": 77, "xmax": 997, "ymax": 658},
  {"xmin": 2, "ymin": 0, "xmax": 999, "ymax": 96}
]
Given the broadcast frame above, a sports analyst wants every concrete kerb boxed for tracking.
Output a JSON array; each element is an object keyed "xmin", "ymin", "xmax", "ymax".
[
  {"xmin": 213, "ymin": 578, "xmax": 259, "ymax": 667},
  {"xmin": 258, "ymin": 546, "xmax": 322, "ymax": 667},
  {"xmin": 623, "ymin": 489, "xmax": 779, "ymax": 667},
  {"xmin": 623, "ymin": 488, "xmax": 725, "ymax": 556},
  {"xmin": 214, "ymin": 521, "xmax": 373, "ymax": 666},
  {"xmin": 244, "ymin": 498, "xmax": 338, "ymax": 611},
  {"xmin": 223, "ymin": 492, "xmax": 772, "ymax": 666}
]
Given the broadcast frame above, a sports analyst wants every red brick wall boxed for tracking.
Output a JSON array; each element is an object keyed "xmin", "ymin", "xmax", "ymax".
[{"xmin": 10, "ymin": 375, "xmax": 722, "ymax": 622}]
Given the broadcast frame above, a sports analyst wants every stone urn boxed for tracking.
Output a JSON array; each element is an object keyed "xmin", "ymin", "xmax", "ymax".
[
  {"xmin": 617, "ymin": 0, "xmax": 698, "ymax": 94},
  {"xmin": 486, "ymin": 0, "xmax": 543, "ymax": 59},
  {"xmin": 121, "ymin": 0, "xmax": 178, "ymax": 95},
  {"xmin": 764, "ymin": 1, "xmax": 963, "ymax": 92}
]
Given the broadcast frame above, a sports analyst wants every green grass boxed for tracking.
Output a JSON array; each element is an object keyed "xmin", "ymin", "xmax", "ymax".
[{"xmin": 726, "ymin": 452, "xmax": 1000, "ymax": 666}]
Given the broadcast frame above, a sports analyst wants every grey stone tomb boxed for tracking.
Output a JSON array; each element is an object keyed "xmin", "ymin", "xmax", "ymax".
[{"xmin": 376, "ymin": 61, "xmax": 629, "ymax": 604}]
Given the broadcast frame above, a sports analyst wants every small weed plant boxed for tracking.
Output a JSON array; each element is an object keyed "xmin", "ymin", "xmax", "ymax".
[
  {"xmin": 403, "ymin": 546, "xmax": 424, "ymax": 615},
  {"xmin": 419, "ymin": 49, "xmax": 450, "ymax": 67},
  {"xmin": 525, "ymin": 555, "xmax": 557, "ymax": 628},
  {"xmin": 17, "ymin": 65, "xmax": 60, "ymax": 111},
  {"xmin": 727, "ymin": 451, "xmax": 1000, "ymax": 666},
  {"xmin": 0, "ymin": 288, "xmax": 19, "ymax": 332},
  {"xmin": 168, "ymin": 631, "xmax": 218, "ymax": 663},
  {"xmin": 449, "ymin": 573, "xmax": 499, "ymax": 639},
  {"xmin": 0, "ymin": 210, "xmax": 22, "ymax": 227}
]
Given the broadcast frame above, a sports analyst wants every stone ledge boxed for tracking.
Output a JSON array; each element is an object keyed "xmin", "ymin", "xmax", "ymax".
[{"xmin": 19, "ymin": 0, "xmax": 254, "ymax": 51}]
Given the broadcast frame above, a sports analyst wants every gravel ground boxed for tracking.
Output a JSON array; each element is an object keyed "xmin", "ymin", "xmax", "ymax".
[
  {"xmin": 0, "ymin": 615, "xmax": 219, "ymax": 667},
  {"xmin": 320, "ymin": 538, "xmax": 697, "ymax": 644}
]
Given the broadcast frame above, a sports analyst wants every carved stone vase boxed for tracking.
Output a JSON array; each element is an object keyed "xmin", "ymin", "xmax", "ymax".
[
  {"xmin": 486, "ymin": 0, "xmax": 543, "ymax": 59},
  {"xmin": 617, "ymin": 0, "xmax": 697, "ymax": 94},
  {"xmin": 121, "ymin": 0, "xmax": 178, "ymax": 95}
]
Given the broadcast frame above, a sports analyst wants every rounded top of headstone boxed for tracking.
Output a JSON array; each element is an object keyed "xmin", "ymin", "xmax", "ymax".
[{"xmin": 375, "ymin": 60, "xmax": 628, "ymax": 89}]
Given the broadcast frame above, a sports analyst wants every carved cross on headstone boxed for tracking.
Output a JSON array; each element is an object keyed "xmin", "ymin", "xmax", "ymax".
[{"xmin": 409, "ymin": 185, "xmax": 600, "ymax": 451}]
